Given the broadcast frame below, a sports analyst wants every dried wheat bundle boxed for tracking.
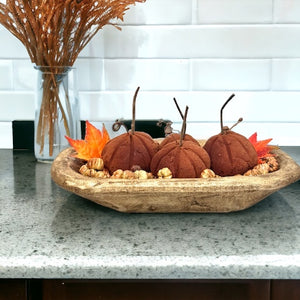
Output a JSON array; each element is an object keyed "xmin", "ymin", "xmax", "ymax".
[
  {"xmin": 0, "ymin": 0, "xmax": 145, "ymax": 157},
  {"xmin": 0, "ymin": 0, "xmax": 144, "ymax": 66}
]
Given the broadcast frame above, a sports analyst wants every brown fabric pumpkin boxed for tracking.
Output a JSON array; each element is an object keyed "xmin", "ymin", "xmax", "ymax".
[
  {"xmin": 102, "ymin": 131, "xmax": 158, "ymax": 174},
  {"xmin": 102, "ymin": 87, "xmax": 159, "ymax": 174},
  {"xmin": 204, "ymin": 129, "xmax": 258, "ymax": 176},
  {"xmin": 151, "ymin": 140, "xmax": 211, "ymax": 178},
  {"xmin": 159, "ymin": 133, "xmax": 199, "ymax": 149}
]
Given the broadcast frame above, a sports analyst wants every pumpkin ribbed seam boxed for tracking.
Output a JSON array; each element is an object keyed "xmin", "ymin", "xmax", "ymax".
[
  {"xmin": 174, "ymin": 146, "xmax": 182, "ymax": 178},
  {"xmin": 235, "ymin": 137, "xmax": 256, "ymax": 167},
  {"xmin": 128, "ymin": 134, "xmax": 134, "ymax": 169},
  {"xmin": 103, "ymin": 137, "xmax": 124, "ymax": 162},
  {"xmin": 152, "ymin": 146, "xmax": 171, "ymax": 174},
  {"xmin": 187, "ymin": 147, "xmax": 206, "ymax": 175},
  {"xmin": 221, "ymin": 134, "xmax": 233, "ymax": 166},
  {"xmin": 205, "ymin": 135, "xmax": 217, "ymax": 153},
  {"xmin": 136, "ymin": 134, "xmax": 153, "ymax": 162}
]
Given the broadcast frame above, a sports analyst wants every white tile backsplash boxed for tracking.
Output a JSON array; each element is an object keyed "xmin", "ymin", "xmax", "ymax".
[
  {"xmin": 0, "ymin": 0, "xmax": 299, "ymax": 147},
  {"xmin": 0, "ymin": 122, "xmax": 12, "ymax": 149},
  {"xmin": 12, "ymin": 60, "xmax": 36, "ymax": 90},
  {"xmin": 0, "ymin": 27, "xmax": 29, "ymax": 59},
  {"xmin": 191, "ymin": 59, "xmax": 270, "ymax": 90},
  {"xmin": 271, "ymin": 59, "xmax": 300, "ymax": 90},
  {"xmin": 197, "ymin": 0, "xmax": 273, "ymax": 24},
  {"xmin": 120, "ymin": 0, "xmax": 193, "ymax": 25},
  {"xmin": 103, "ymin": 59, "xmax": 190, "ymax": 91},
  {"xmin": 79, "ymin": 92, "xmax": 132, "ymax": 121},
  {"xmin": 84, "ymin": 25, "xmax": 300, "ymax": 59},
  {"xmin": 0, "ymin": 92, "xmax": 34, "ymax": 121},
  {"xmin": 79, "ymin": 91, "xmax": 300, "ymax": 123},
  {"xmin": 0, "ymin": 60, "xmax": 13, "ymax": 90},
  {"xmin": 74, "ymin": 59, "xmax": 104, "ymax": 91},
  {"xmin": 274, "ymin": 0, "xmax": 300, "ymax": 23}
]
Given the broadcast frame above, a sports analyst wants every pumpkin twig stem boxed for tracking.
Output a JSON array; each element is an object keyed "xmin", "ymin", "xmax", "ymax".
[
  {"xmin": 230, "ymin": 117, "xmax": 243, "ymax": 130},
  {"xmin": 131, "ymin": 86, "xmax": 140, "ymax": 134},
  {"xmin": 179, "ymin": 106, "xmax": 189, "ymax": 147},
  {"xmin": 220, "ymin": 93, "xmax": 235, "ymax": 133},
  {"xmin": 173, "ymin": 97, "xmax": 184, "ymax": 119}
]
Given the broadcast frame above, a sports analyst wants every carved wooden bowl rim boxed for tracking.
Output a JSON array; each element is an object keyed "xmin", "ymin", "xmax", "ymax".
[{"xmin": 51, "ymin": 144, "xmax": 300, "ymax": 213}]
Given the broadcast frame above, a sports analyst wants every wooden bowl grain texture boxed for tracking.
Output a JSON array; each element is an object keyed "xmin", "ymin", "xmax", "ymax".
[{"xmin": 51, "ymin": 147, "xmax": 300, "ymax": 213}]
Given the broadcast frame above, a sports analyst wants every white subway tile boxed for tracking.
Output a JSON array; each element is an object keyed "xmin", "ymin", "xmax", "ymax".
[
  {"xmin": 79, "ymin": 92, "xmax": 132, "ymax": 121},
  {"xmin": 12, "ymin": 60, "xmax": 36, "ymax": 91},
  {"xmin": 274, "ymin": 0, "xmax": 300, "ymax": 23},
  {"xmin": 79, "ymin": 30, "xmax": 105, "ymax": 58},
  {"xmin": 197, "ymin": 0, "xmax": 273, "ymax": 24},
  {"xmin": 81, "ymin": 25, "xmax": 300, "ymax": 59},
  {"xmin": 0, "ymin": 28, "xmax": 29, "ymax": 59},
  {"xmin": 74, "ymin": 59, "xmax": 104, "ymax": 91},
  {"xmin": 230, "ymin": 92, "xmax": 300, "ymax": 123},
  {"xmin": 103, "ymin": 59, "xmax": 190, "ymax": 91},
  {"xmin": 120, "ymin": 0, "xmax": 192, "ymax": 25},
  {"xmin": 0, "ymin": 60, "xmax": 13, "ymax": 90},
  {"xmin": 0, "ymin": 122, "xmax": 13, "ymax": 149},
  {"xmin": 191, "ymin": 59, "xmax": 270, "ymax": 90},
  {"xmin": 0, "ymin": 92, "xmax": 34, "ymax": 121},
  {"xmin": 271, "ymin": 59, "xmax": 300, "ymax": 90}
]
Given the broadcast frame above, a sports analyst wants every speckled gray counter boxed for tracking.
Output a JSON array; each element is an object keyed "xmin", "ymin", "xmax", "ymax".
[{"xmin": 0, "ymin": 147, "xmax": 299, "ymax": 279}]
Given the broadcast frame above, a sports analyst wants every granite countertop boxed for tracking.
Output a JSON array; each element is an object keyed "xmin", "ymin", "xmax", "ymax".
[{"xmin": 0, "ymin": 147, "xmax": 299, "ymax": 279}]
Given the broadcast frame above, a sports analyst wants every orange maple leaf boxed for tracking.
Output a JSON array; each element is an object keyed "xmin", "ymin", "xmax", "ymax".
[
  {"xmin": 65, "ymin": 121, "xmax": 110, "ymax": 160},
  {"xmin": 249, "ymin": 132, "xmax": 278, "ymax": 163}
]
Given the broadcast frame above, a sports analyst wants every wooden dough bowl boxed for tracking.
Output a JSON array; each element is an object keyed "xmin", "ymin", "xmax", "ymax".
[{"xmin": 51, "ymin": 147, "xmax": 300, "ymax": 213}]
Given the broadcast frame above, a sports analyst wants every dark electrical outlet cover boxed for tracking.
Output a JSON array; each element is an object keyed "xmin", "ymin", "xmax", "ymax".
[
  {"xmin": 120, "ymin": 120, "xmax": 171, "ymax": 138},
  {"xmin": 12, "ymin": 121, "xmax": 34, "ymax": 150},
  {"xmin": 80, "ymin": 120, "xmax": 171, "ymax": 139}
]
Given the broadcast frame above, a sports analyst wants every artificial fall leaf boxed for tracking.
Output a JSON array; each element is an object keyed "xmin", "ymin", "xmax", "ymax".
[
  {"xmin": 249, "ymin": 132, "xmax": 278, "ymax": 163},
  {"xmin": 65, "ymin": 121, "xmax": 110, "ymax": 160}
]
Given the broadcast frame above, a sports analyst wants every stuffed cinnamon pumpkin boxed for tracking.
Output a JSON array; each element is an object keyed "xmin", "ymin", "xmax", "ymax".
[
  {"xmin": 203, "ymin": 94, "xmax": 258, "ymax": 176},
  {"xmin": 102, "ymin": 87, "xmax": 158, "ymax": 173},
  {"xmin": 151, "ymin": 106, "xmax": 210, "ymax": 178},
  {"xmin": 151, "ymin": 140, "xmax": 210, "ymax": 178}
]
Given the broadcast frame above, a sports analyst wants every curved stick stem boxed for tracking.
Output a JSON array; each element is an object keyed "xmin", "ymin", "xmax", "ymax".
[
  {"xmin": 220, "ymin": 93, "xmax": 235, "ymax": 133},
  {"xmin": 131, "ymin": 86, "xmax": 140, "ymax": 134},
  {"xmin": 173, "ymin": 97, "xmax": 184, "ymax": 119},
  {"xmin": 179, "ymin": 106, "xmax": 189, "ymax": 147}
]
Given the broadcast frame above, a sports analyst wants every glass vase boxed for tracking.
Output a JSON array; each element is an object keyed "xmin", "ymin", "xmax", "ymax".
[{"xmin": 34, "ymin": 66, "xmax": 80, "ymax": 162}]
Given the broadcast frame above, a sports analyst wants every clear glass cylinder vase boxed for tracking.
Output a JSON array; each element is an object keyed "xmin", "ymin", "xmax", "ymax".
[{"xmin": 34, "ymin": 66, "xmax": 80, "ymax": 162}]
